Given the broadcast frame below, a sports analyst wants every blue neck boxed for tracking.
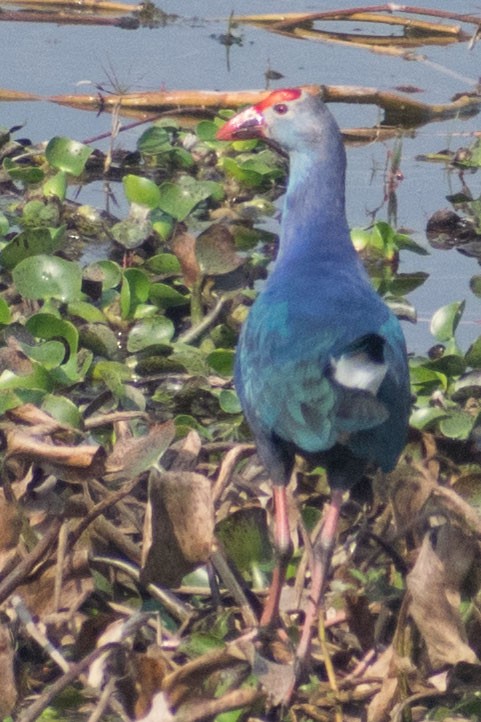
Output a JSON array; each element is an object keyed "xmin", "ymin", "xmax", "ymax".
[{"xmin": 274, "ymin": 144, "xmax": 359, "ymax": 271}]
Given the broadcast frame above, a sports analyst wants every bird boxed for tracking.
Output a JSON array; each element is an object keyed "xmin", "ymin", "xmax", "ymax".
[{"xmin": 216, "ymin": 87, "xmax": 410, "ymax": 670}]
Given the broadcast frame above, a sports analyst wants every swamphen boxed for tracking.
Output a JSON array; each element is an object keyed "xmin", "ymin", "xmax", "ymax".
[{"xmin": 216, "ymin": 87, "xmax": 410, "ymax": 667}]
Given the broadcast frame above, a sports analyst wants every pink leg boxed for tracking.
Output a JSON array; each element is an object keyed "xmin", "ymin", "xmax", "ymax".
[
  {"xmin": 260, "ymin": 484, "xmax": 293, "ymax": 628},
  {"xmin": 295, "ymin": 488, "xmax": 343, "ymax": 666}
]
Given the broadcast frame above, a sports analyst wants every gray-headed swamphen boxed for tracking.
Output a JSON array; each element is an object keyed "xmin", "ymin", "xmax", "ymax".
[{"xmin": 216, "ymin": 87, "xmax": 410, "ymax": 667}]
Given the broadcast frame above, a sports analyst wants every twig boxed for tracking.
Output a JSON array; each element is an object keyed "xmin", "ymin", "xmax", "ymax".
[
  {"xmin": 0, "ymin": 517, "xmax": 62, "ymax": 605},
  {"xmin": 16, "ymin": 643, "xmax": 121, "ymax": 722},
  {"xmin": 90, "ymin": 556, "xmax": 193, "ymax": 623},
  {"xmin": 11, "ymin": 594, "xmax": 70, "ymax": 673}
]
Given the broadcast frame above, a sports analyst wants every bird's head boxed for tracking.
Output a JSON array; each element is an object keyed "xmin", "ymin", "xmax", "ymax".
[{"xmin": 216, "ymin": 86, "xmax": 336, "ymax": 153}]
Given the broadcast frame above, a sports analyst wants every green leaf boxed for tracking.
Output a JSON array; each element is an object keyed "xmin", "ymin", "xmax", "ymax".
[
  {"xmin": 0, "ymin": 297, "xmax": 11, "ymax": 324},
  {"xmin": 137, "ymin": 126, "xmax": 171, "ymax": 155},
  {"xmin": 43, "ymin": 170, "xmax": 68, "ymax": 200},
  {"xmin": 127, "ymin": 317, "xmax": 175, "ymax": 352},
  {"xmin": 218, "ymin": 388, "xmax": 242, "ymax": 414},
  {"xmin": 196, "ymin": 120, "xmax": 219, "ymax": 142},
  {"xmin": 157, "ymin": 176, "xmax": 224, "ymax": 221},
  {"xmin": 3, "ymin": 157, "xmax": 44, "ymax": 184},
  {"xmin": 465, "ymin": 337, "xmax": 481, "ymax": 368},
  {"xmin": 430, "ymin": 300, "xmax": 465, "ymax": 342},
  {"xmin": 45, "ymin": 136, "xmax": 93, "ymax": 176},
  {"xmin": 84, "ymin": 260, "xmax": 122, "ymax": 291},
  {"xmin": 149, "ymin": 283, "xmax": 189, "ymax": 309},
  {"xmin": 68, "ymin": 301, "xmax": 106, "ymax": 323},
  {"xmin": 145, "ymin": 253, "xmax": 181, "ymax": 275},
  {"xmin": 112, "ymin": 205, "xmax": 152, "ymax": 250},
  {"xmin": 196, "ymin": 224, "xmax": 243, "ymax": 276},
  {"xmin": 410, "ymin": 406, "xmax": 449, "ymax": 430},
  {"xmin": 0, "ymin": 211, "xmax": 9, "ymax": 236},
  {"xmin": 26, "ymin": 314, "xmax": 78, "ymax": 356},
  {"xmin": 79, "ymin": 323, "xmax": 120, "ymax": 359},
  {"xmin": 0, "ymin": 226, "xmax": 66, "ymax": 270},
  {"xmin": 206, "ymin": 349, "xmax": 235, "ymax": 376},
  {"xmin": 439, "ymin": 411, "xmax": 475, "ymax": 440},
  {"xmin": 20, "ymin": 339, "xmax": 66, "ymax": 369},
  {"xmin": 13, "ymin": 255, "xmax": 82, "ymax": 301},
  {"xmin": 42, "ymin": 394, "xmax": 82, "ymax": 428},
  {"xmin": 470, "ymin": 275, "xmax": 481, "ymax": 299},
  {"xmin": 121, "ymin": 268, "xmax": 150, "ymax": 317},
  {"xmin": 216, "ymin": 508, "xmax": 272, "ymax": 576},
  {"xmin": 123, "ymin": 174, "xmax": 161, "ymax": 208}
]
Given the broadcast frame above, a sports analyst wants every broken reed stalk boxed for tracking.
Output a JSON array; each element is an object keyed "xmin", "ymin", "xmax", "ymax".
[
  {"xmin": 47, "ymin": 85, "xmax": 481, "ymax": 128},
  {"xmin": 232, "ymin": 4, "xmax": 481, "ymax": 29},
  {"xmin": 0, "ymin": 0, "xmax": 139, "ymax": 9}
]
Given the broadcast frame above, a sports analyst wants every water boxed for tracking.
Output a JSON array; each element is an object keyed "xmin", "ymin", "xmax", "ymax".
[{"xmin": 1, "ymin": 0, "xmax": 481, "ymax": 351}]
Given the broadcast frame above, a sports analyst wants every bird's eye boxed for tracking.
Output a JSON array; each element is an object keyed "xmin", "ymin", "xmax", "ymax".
[{"xmin": 273, "ymin": 103, "xmax": 289, "ymax": 115}]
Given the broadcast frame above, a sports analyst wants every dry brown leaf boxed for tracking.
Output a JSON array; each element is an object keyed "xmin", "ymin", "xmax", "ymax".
[
  {"xmin": 406, "ymin": 523, "xmax": 478, "ymax": 669},
  {"xmin": 14, "ymin": 550, "xmax": 93, "ymax": 622},
  {"xmin": 171, "ymin": 230, "xmax": 201, "ymax": 287},
  {"xmin": 5, "ymin": 428, "xmax": 101, "ymax": 468},
  {"xmin": 0, "ymin": 622, "xmax": 17, "ymax": 717},
  {"xmin": 104, "ymin": 420, "xmax": 175, "ymax": 484},
  {"xmin": 366, "ymin": 647, "xmax": 418, "ymax": 722},
  {"xmin": 133, "ymin": 647, "xmax": 169, "ymax": 719},
  {"xmin": 164, "ymin": 430, "xmax": 202, "ymax": 472},
  {"xmin": 141, "ymin": 469, "xmax": 214, "ymax": 588}
]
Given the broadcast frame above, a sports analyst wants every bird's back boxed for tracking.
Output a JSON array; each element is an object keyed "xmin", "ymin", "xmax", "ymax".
[{"xmin": 235, "ymin": 259, "xmax": 409, "ymax": 485}]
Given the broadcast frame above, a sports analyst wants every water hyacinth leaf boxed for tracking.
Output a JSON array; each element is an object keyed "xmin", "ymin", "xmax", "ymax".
[
  {"xmin": 45, "ymin": 136, "xmax": 93, "ymax": 176},
  {"xmin": 93, "ymin": 360, "xmax": 132, "ymax": 396},
  {"xmin": 145, "ymin": 253, "xmax": 181, "ymax": 275},
  {"xmin": 42, "ymin": 394, "xmax": 82, "ymax": 428},
  {"xmin": 121, "ymin": 268, "xmax": 150, "ymax": 317},
  {"xmin": 216, "ymin": 507, "xmax": 272, "ymax": 577},
  {"xmin": 393, "ymin": 231, "xmax": 429, "ymax": 255},
  {"xmin": 218, "ymin": 389, "xmax": 242, "ymax": 414},
  {"xmin": 206, "ymin": 349, "xmax": 235, "ymax": 376},
  {"xmin": 12, "ymin": 255, "xmax": 82, "ymax": 302},
  {"xmin": 465, "ymin": 337, "xmax": 481, "ymax": 369},
  {"xmin": 137, "ymin": 126, "xmax": 171, "ymax": 155},
  {"xmin": 424, "ymin": 354, "xmax": 466, "ymax": 377},
  {"xmin": 112, "ymin": 212, "xmax": 152, "ymax": 250},
  {"xmin": 409, "ymin": 362, "xmax": 448, "ymax": 391},
  {"xmin": 470, "ymin": 275, "xmax": 481, "ymax": 299},
  {"xmin": 21, "ymin": 199, "xmax": 61, "ymax": 229},
  {"xmin": 0, "ymin": 226, "xmax": 66, "ymax": 270},
  {"xmin": 221, "ymin": 157, "xmax": 269, "ymax": 189},
  {"xmin": 0, "ymin": 298, "xmax": 11, "ymax": 324},
  {"xmin": 68, "ymin": 301, "xmax": 106, "ymax": 324},
  {"xmin": 387, "ymin": 272, "xmax": 429, "ymax": 296},
  {"xmin": 0, "ymin": 365, "xmax": 52, "ymax": 399},
  {"xmin": 0, "ymin": 212, "xmax": 9, "ymax": 236},
  {"xmin": 26, "ymin": 314, "xmax": 79, "ymax": 356},
  {"xmin": 3, "ymin": 157, "xmax": 44, "ymax": 184},
  {"xmin": 196, "ymin": 224, "xmax": 243, "ymax": 276},
  {"xmin": 196, "ymin": 120, "xmax": 219, "ymax": 142},
  {"xmin": 79, "ymin": 324, "xmax": 120, "ymax": 359},
  {"xmin": 430, "ymin": 301, "xmax": 465, "ymax": 342},
  {"xmin": 84, "ymin": 260, "xmax": 122, "ymax": 291},
  {"xmin": 439, "ymin": 411, "xmax": 475, "ymax": 440},
  {"xmin": 19, "ymin": 339, "xmax": 66, "ymax": 369},
  {"xmin": 127, "ymin": 317, "xmax": 175, "ymax": 352},
  {"xmin": 157, "ymin": 176, "xmax": 224, "ymax": 221},
  {"xmin": 43, "ymin": 170, "xmax": 68, "ymax": 201},
  {"xmin": 123, "ymin": 174, "xmax": 161, "ymax": 209},
  {"xmin": 149, "ymin": 282, "xmax": 189, "ymax": 309},
  {"xmin": 410, "ymin": 406, "xmax": 449, "ymax": 430}
]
